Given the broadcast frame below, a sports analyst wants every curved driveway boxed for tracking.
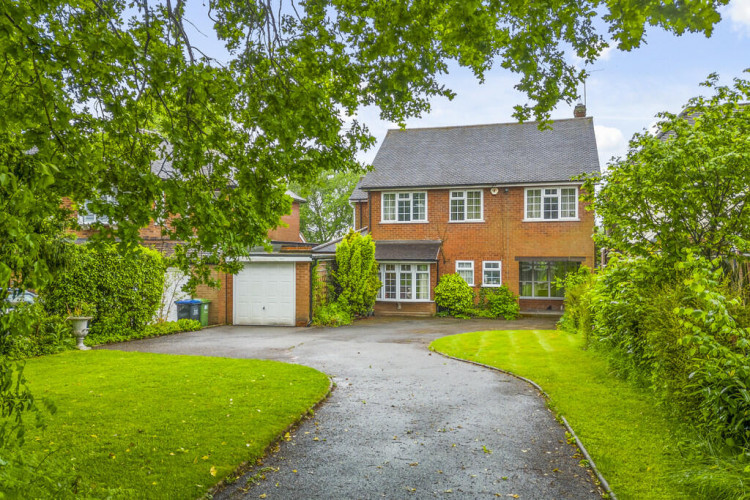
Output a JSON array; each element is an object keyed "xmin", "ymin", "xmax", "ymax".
[{"xmin": 106, "ymin": 316, "xmax": 601, "ymax": 499}]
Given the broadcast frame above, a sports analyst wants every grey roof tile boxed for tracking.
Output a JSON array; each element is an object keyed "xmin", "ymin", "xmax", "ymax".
[{"xmin": 357, "ymin": 118, "xmax": 600, "ymax": 191}]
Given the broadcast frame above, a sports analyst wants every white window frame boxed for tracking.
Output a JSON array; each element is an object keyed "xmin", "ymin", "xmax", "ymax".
[
  {"xmin": 482, "ymin": 261, "xmax": 502, "ymax": 287},
  {"xmin": 524, "ymin": 186, "xmax": 579, "ymax": 221},
  {"xmin": 381, "ymin": 191, "xmax": 428, "ymax": 223},
  {"xmin": 449, "ymin": 190, "xmax": 483, "ymax": 222},
  {"xmin": 77, "ymin": 195, "xmax": 117, "ymax": 226},
  {"xmin": 455, "ymin": 260, "xmax": 474, "ymax": 286},
  {"xmin": 378, "ymin": 262, "xmax": 431, "ymax": 302}
]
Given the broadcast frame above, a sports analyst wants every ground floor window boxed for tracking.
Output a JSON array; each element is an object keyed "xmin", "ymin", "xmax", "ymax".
[
  {"xmin": 379, "ymin": 263, "xmax": 430, "ymax": 301},
  {"xmin": 518, "ymin": 260, "xmax": 580, "ymax": 298},
  {"xmin": 482, "ymin": 261, "xmax": 502, "ymax": 286}
]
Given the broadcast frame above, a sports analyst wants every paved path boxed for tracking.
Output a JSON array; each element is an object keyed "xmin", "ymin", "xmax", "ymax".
[{"xmin": 105, "ymin": 317, "xmax": 601, "ymax": 499}]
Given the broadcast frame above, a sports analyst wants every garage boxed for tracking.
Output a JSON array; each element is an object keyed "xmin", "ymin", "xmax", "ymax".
[{"xmin": 233, "ymin": 262, "xmax": 296, "ymax": 326}]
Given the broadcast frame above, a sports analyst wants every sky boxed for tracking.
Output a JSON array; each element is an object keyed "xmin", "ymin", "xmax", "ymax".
[
  {"xmin": 182, "ymin": 0, "xmax": 750, "ymax": 171},
  {"xmin": 353, "ymin": 0, "xmax": 750, "ymax": 169}
]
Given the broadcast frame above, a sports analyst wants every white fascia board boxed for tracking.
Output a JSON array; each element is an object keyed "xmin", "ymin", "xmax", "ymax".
[{"xmin": 237, "ymin": 254, "xmax": 312, "ymax": 263}]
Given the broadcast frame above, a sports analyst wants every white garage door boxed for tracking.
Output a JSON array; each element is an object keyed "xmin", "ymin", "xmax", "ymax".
[{"xmin": 234, "ymin": 262, "xmax": 296, "ymax": 326}]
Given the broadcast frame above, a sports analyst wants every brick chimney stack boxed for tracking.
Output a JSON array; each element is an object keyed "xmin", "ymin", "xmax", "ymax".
[{"xmin": 574, "ymin": 103, "xmax": 586, "ymax": 118}]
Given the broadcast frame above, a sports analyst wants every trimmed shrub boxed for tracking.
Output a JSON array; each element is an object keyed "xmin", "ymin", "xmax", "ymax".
[
  {"xmin": 478, "ymin": 285, "xmax": 521, "ymax": 320},
  {"xmin": 434, "ymin": 274, "xmax": 474, "ymax": 319},
  {"xmin": 42, "ymin": 243, "xmax": 166, "ymax": 345},
  {"xmin": 332, "ymin": 230, "xmax": 380, "ymax": 317}
]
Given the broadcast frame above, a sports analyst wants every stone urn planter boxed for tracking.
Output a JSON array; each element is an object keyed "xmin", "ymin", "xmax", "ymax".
[{"xmin": 67, "ymin": 316, "xmax": 93, "ymax": 350}]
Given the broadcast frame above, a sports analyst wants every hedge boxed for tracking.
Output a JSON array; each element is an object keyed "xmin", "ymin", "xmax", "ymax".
[{"xmin": 42, "ymin": 243, "xmax": 166, "ymax": 345}]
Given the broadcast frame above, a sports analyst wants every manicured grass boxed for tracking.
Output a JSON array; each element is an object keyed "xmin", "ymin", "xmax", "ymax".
[
  {"xmin": 430, "ymin": 330, "xmax": 693, "ymax": 500},
  {"xmin": 16, "ymin": 350, "xmax": 330, "ymax": 498}
]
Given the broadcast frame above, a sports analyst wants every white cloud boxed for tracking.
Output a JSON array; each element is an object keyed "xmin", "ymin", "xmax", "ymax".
[
  {"xmin": 598, "ymin": 45, "xmax": 615, "ymax": 62},
  {"xmin": 725, "ymin": 0, "xmax": 750, "ymax": 35},
  {"xmin": 594, "ymin": 125, "xmax": 626, "ymax": 166}
]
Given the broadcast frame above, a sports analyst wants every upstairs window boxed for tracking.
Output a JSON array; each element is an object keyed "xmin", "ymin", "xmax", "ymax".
[
  {"xmin": 77, "ymin": 195, "xmax": 117, "ymax": 226},
  {"xmin": 450, "ymin": 190, "xmax": 483, "ymax": 221},
  {"xmin": 525, "ymin": 187, "xmax": 578, "ymax": 220},
  {"xmin": 382, "ymin": 192, "xmax": 427, "ymax": 222}
]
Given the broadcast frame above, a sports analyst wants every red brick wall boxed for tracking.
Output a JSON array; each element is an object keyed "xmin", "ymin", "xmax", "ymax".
[
  {"xmin": 268, "ymin": 201, "xmax": 302, "ymax": 242},
  {"xmin": 374, "ymin": 301, "xmax": 436, "ymax": 316},
  {"xmin": 368, "ymin": 187, "xmax": 595, "ymax": 307},
  {"xmin": 194, "ymin": 269, "xmax": 232, "ymax": 325},
  {"xmin": 295, "ymin": 262, "xmax": 311, "ymax": 326},
  {"xmin": 353, "ymin": 200, "xmax": 369, "ymax": 230}
]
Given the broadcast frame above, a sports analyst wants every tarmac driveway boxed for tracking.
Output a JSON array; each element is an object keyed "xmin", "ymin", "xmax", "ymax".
[{"xmin": 105, "ymin": 316, "xmax": 601, "ymax": 499}]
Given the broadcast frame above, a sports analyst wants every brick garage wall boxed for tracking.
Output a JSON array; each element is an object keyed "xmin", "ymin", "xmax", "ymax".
[
  {"xmin": 368, "ymin": 187, "xmax": 595, "ymax": 311},
  {"xmin": 295, "ymin": 262, "xmax": 311, "ymax": 326},
  {"xmin": 194, "ymin": 269, "xmax": 232, "ymax": 325}
]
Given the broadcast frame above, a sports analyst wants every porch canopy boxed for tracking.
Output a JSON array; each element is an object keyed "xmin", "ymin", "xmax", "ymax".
[{"xmin": 374, "ymin": 240, "xmax": 441, "ymax": 262}]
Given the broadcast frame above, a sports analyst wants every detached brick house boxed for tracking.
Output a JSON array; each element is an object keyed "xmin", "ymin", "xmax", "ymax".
[{"xmin": 348, "ymin": 115, "xmax": 600, "ymax": 315}]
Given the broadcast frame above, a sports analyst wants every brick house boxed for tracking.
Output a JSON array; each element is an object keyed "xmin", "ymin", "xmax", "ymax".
[
  {"xmin": 346, "ymin": 114, "xmax": 600, "ymax": 315},
  {"xmin": 70, "ymin": 189, "xmax": 313, "ymax": 327}
]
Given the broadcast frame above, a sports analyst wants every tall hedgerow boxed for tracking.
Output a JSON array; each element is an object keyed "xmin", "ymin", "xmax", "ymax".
[{"xmin": 42, "ymin": 243, "xmax": 166, "ymax": 344}]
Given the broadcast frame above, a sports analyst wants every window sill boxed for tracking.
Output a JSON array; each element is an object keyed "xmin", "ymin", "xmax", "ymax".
[
  {"xmin": 377, "ymin": 299, "xmax": 434, "ymax": 303},
  {"xmin": 522, "ymin": 218, "xmax": 580, "ymax": 223},
  {"xmin": 448, "ymin": 219, "xmax": 484, "ymax": 223},
  {"xmin": 519, "ymin": 297, "xmax": 565, "ymax": 300},
  {"xmin": 481, "ymin": 284, "xmax": 503, "ymax": 288},
  {"xmin": 379, "ymin": 220, "xmax": 429, "ymax": 224}
]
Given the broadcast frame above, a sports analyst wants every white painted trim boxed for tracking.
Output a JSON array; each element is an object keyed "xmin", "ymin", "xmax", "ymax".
[
  {"xmin": 449, "ymin": 189, "xmax": 484, "ymax": 222},
  {"xmin": 481, "ymin": 261, "xmax": 502, "ymax": 287},
  {"xmin": 237, "ymin": 255, "xmax": 312, "ymax": 263},
  {"xmin": 380, "ymin": 191, "xmax": 428, "ymax": 223},
  {"xmin": 379, "ymin": 262, "xmax": 431, "ymax": 301},
  {"xmin": 362, "ymin": 181, "xmax": 583, "ymax": 193},
  {"xmin": 455, "ymin": 260, "xmax": 475, "ymax": 286},
  {"xmin": 523, "ymin": 186, "xmax": 579, "ymax": 221}
]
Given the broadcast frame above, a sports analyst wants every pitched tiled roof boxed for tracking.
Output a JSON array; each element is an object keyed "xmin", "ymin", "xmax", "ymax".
[{"xmin": 356, "ymin": 118, "xmax": 600, "ymax": 192}]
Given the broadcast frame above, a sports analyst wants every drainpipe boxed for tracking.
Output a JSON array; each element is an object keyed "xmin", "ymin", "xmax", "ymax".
[
  {"xmin": 368, "ymin": 191, "xmax": 372, "ymax": 230},
  {"xmin": 308, "ymin": 259, "xmax": 314, "ymax": 326}
]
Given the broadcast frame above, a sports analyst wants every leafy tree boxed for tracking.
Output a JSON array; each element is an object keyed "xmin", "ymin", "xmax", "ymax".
[
  {"xmin": 332, "ymin": 230, "xmax": 380, "ymax": 317},
  {"xmin": 291, "ymin": 170, "xmax": 360, "ymax": 243},
  {"xmin": 584, "ymin": 73, "xmax": 750, "ymax": 261},
  {"xmin": 1, "ymin": 0, "xmax": 729, "ymax": 303}
]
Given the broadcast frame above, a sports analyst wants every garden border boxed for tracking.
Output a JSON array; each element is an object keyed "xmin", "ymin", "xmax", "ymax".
[
  {"xmin": 210, "ymin": 377, "xmax": 335, "ymax": 497},
  {"xmin": 432, "ymin": 349, "xmax": 617, "ymax": 500}
]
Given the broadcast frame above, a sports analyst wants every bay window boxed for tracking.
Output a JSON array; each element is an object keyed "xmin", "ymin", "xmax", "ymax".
[{"xmin": 379, "ymin": 263, "xmax": 430, "ymax": 301}]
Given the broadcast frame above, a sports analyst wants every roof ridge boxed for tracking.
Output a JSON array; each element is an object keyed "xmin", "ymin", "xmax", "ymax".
[{"xmin": 385, "ymin": 117, "xmax": 590, "ymax": 133}]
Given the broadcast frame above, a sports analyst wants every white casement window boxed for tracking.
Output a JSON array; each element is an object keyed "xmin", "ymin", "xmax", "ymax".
[
  {"xmin": 482, "ymin": 261, "xmax": 502, "ymax": 287},
  {"xmin": 379, "ymin": 263, "xmax": 430, "ymax": 301},
  {"xmin": 456, "ymin": 261, "xmax": 474, "ymax": 286},
  {"xmin": 77, "ymin": 195, "xmax": 117, "ymax": 226},
  {"xmin": 525, "ymin": 187, "xmax": 578, "ymax": 220},
  {"xmin": 450, "ymin": 190, "xmax": 483, "ymax": 221},
  {"xmin": 382, "ymin": 192, "xmax": 427, "ymax": 222}
]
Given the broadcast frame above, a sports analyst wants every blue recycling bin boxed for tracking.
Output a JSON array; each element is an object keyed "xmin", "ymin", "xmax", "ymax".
[{"xmin": 176, "ymin": 299, "xmax": 202, "ymax": 321}]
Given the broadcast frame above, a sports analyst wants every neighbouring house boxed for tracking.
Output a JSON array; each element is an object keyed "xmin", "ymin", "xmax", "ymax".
[
  {"xmin": 341, "ymin": 109, "xmax": 600, "ymax": 315},
  {"xmin": 67, "ymin": 169, "xmax": 314, "ymax": 326}
]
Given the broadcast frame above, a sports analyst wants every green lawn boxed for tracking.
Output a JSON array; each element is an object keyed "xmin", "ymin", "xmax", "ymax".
[
  {"xmin": 15, "ymin": 350, "xmax": 330, "ymax": 499},
  {"xmin": 430, "ymin": 329, "xmax": 693, "ymax": 500}
]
